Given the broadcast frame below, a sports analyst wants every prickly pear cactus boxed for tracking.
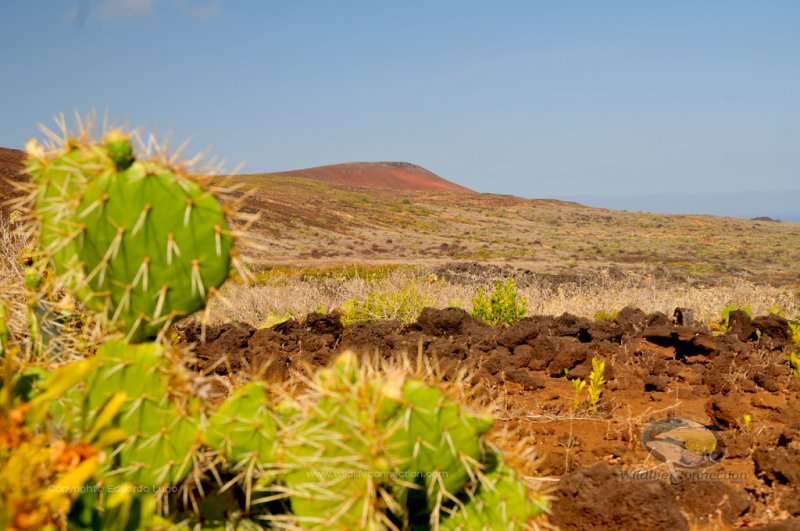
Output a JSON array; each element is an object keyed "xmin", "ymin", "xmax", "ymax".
[
  {"xmin": 440, "ymin": 453, "xmax": 548, "ymax": 530},
  {"xmin": 48, "ymin": 340, "xmax": 202, "ymax": 487},
  {"xmin": 27, "ymin": 128, "xmax": 235, "ymax": 342},
  {"xmin": 205, "ymin": 380, "xmax": 279, "ymax": 465},
  {"xmin": 274, "ymin": 353, "xmax": 533, "ymax": 530},
  {"xmin": 73, "ymin": 152, "xmax": 233, "ymax": 340},
  {"xmin": 390, "ymin": 379, "xmax": 494, "ymax": 517},
  {"xmin": 85, "ymin": 340, "xmax": 201, "ymax": 485},
  {"xmin": 25, "ymin": 139, "xmax": 113, "ymax": 285},
  {"xmin": 281, "ymin": 352, "xmax": 407, "ymax": 529}
]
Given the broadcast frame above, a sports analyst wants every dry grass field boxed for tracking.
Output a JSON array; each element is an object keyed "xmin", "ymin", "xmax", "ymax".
[{"xmin": 236, "ymin": 173, "xmax": 800, "ymax": 286}]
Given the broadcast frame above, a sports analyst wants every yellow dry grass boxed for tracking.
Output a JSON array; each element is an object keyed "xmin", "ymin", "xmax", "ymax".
[{"xmin": 211, "ymin": 266, "xmax": 800, "ymax": 328}]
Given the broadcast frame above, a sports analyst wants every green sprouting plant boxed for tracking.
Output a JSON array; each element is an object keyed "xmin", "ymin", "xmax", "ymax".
[
  {"xmin": 742, "ymin": 413, "xmax": 753, "ymax": 432},
  {"xmin": 259, "ymin": 309, "xmax": 296, "ymax": 328},
  {"xmin": 570, "ymin": 377, "xmax": 586, "ymax": 411},
  {"xmin": 594, "ymin": 309, "xmax": 619, "ymax": 322},
  {"xmin": 588, "ymin": 358, "xmax": 606, "ymax": 413},
  {"xmin": 788, "ymin": 350, "xmax": 800, "ymax": 378},
  {"xmin": 471, "ymin": 278, "xmax": 527, "ymax": 326},
  {"xmin": 786, "ymin": 322, "xmax": 800, "ymax": 378},
  {"xmin": 340, "ymin": 280, "xmax": 431, "ymax": 324},
  {"xmin": 770, "ymin": 305, "xmax": 786, "ymax": 317},
  {"xmin": 710, "ymin": 304, "xmax": 753, "ymax": 336},
  {"xmin": 789, "ymin": 322, "xmax": 800, "ymax": 347}
]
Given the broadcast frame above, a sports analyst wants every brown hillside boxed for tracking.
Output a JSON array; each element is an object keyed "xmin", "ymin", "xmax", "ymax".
[
  {"xmin": 271, "ymin": 162, "xmax": 473, "ymax": 192},
  {"xmin": 0, "ymin": 147, "xmax": 26, "ymax": 215}
]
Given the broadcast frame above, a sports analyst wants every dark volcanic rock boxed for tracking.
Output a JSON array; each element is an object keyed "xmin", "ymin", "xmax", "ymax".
[
  {"xmin": 411, "ymin": 307, "xmax": 491, "ymax": 338},
  {"xmin": 550, "ymin": 462, "xmax": 688, "ymax": 530}
]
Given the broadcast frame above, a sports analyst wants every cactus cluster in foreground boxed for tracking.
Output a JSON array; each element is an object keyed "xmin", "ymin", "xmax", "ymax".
[
  {"xmin": 28, "ymin": 345, "xmax": 547, "ymax": 529},
  {"xmin": 0, "ymin": 117, "xmax": 548, "ymax": 529}
]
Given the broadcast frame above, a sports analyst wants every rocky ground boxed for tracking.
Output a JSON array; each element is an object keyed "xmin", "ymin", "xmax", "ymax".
[{"xmin": 176, "ymin": 306, "xmax": 800, "ymax": 529}]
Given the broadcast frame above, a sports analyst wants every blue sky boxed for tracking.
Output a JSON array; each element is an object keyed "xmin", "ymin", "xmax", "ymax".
[{"xmin": 1, "ymin": 1, "xmax": 799, "ymax": 219}]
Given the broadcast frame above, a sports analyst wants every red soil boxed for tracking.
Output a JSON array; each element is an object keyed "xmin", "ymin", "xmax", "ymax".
[{"xmin": 271, "ymin": 161, "xmax": 474, "ymax": 192}]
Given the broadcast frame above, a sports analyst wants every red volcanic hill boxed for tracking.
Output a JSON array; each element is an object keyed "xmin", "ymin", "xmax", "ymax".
[
  {"xmin": 0, "ymin": 147, "xmax": 26, "ymax": 215},
  {"xmin": 271, "ymin": 162, "xmax": 474, "ymax": 192}
]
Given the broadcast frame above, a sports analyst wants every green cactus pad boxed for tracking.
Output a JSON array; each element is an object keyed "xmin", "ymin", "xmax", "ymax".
[
  {"xmin": 27, "ymin": 143, "xmax": 113, "ymax": 282},
  {"xmin": 58, "ymin": 340, "xmax": 202, "ymax": 486},
  {"xmin": 389, "ymin": 379, "xmax": 493, "ymax": 513},
  {"xmin": 71, "ymin": 155, "xmax": 233, "ymax": 341},
  {"xmin": 282, "ymin": 352, "xmax": 405, "ymax": 529},
  {"xmin": 116, "ymin": 398, "xmax": 200, "ymax": 486},
  {"xmin": 440, "ymin": 453, "xmax": 548, "ymax": 530},
  {"xmin": 87, "ymin": 341, "xmax": 200, "ymax": 486},
  {"xmin": 69, "ymin": 482, "xmax": 161, "ymax": 531},
  {"xmin": 206, "ymin": 381, "xmax": 279, "ymax": 465},
  {"xmin": 9, "ymin": 367, "xmax": 49, "ymax": 403}
]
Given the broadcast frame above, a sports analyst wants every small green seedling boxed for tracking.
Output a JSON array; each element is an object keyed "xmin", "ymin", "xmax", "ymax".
[
  {"xmin": 570, "ymin": 377, "xmax": 586, "ymax": 412},
  {"xmin": 742, "ymin": 413, "xmax": 753, "ymax": 432},
  {"xmin": 788, "ymin": 323, "xmax": 800, "ymax": 378},
  {"xmin": 770, "ymin": 305, "xmax": 786, "ymax": 318},
  {"xmin": 588, "ymin": 358, "xmax": 606, "ymax": 413}
]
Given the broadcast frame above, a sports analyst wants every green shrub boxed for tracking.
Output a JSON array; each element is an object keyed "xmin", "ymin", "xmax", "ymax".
[
  {"xmin": 471, "ymin": 278, "xmax": 527, "ymax": 325},
  {"xmin": 340, "ymin": 280, "xmax": 431, "ymax": 324},
  {"xmin": 594, "ymin": 309, "xmax": 619, "ymax": 322},
  {"xmin": 789, "ymin": 322, "xmax": 800, "ymax": 378},
  {"xmin": 710, "ymin": 304, "xmax": 752, "ymax": 336},
  {"xmin": 789, "ymin": 322, "xmax": 800, "ymax": 347},
  {"xmin": 788, "ymin": 350, "xmax": 800, "ymax": 378}
]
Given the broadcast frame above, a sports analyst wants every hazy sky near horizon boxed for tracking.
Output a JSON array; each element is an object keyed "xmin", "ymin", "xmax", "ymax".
[{"xmin": 1, "ymin": 1, "xmax": 799, "ymax": 217}]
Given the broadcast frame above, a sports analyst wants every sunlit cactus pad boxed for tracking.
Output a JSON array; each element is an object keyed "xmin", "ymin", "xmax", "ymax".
[
  {"xmin": 75, "ymin": 157, "xmax": 233, "ymax": 340},
  {"xmin": 25, "ymin": 127, "xmax": 235, "ymax": 341},
  {"xmin": 57, "ymin": 340, "xmax": 202, "ymax": 487}
]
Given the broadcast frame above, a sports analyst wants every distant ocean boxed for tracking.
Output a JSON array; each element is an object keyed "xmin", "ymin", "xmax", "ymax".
[{"xmin": 556, "ymin": 191, "xmax": 800, "ymax": 223}]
